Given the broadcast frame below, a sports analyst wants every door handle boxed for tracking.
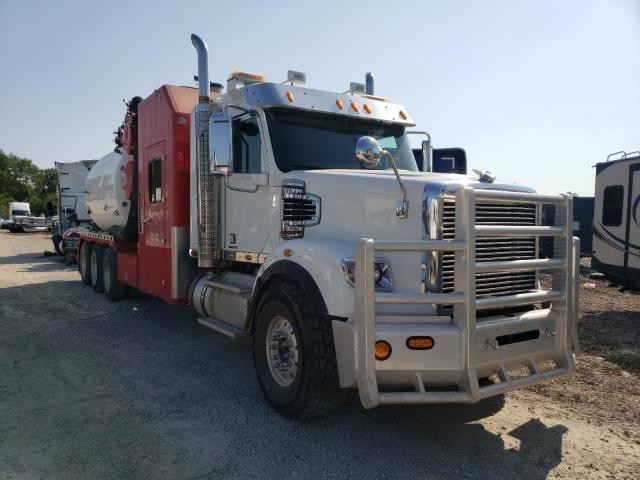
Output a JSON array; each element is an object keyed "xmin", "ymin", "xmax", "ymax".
[{"xmin": 142, "ymin": 217, "xmax": 152, "ymax": 224}]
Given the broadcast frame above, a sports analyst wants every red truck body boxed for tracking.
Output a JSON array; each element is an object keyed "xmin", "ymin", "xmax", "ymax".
[{"xmin": 79, "ymin": 85, "xmax": 200, "ymax": 304}]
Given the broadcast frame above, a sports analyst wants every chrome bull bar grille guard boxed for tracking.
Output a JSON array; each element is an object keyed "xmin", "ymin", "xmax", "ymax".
[{"xmin": 352, "ymin": 187, "xmax": 579, "ymax": 409}]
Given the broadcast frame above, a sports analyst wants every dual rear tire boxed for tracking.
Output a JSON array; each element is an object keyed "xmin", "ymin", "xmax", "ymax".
[{"xmin": 78, "ymin": 242, "xmax": 128, "ymax": 301}]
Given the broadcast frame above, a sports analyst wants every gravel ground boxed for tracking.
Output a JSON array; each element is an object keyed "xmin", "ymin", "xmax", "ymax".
[{"xmin": 1, "ymin": 230, "xmax": 639, "ymax": 479}]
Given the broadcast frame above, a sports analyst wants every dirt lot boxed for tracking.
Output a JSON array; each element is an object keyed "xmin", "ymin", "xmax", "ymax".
[{"xmin": 1, "ymin": 230, "xmax": 639, "ymax": 479}]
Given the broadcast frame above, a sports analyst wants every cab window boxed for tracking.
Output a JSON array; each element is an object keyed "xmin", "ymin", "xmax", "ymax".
[{"xmin": 232, "ymin": 116, "xmax": 262, "ymax": 173}]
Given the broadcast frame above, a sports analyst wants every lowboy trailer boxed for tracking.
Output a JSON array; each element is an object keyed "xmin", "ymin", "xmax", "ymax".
[{"xmin": 76, "ymin": 34, "xmax": 580, "ymax": 417}]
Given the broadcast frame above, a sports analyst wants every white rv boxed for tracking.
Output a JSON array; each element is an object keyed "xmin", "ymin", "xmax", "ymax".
[{"xmin": 592, "ymin": 150, "xmax": 640, "ymax": 288}]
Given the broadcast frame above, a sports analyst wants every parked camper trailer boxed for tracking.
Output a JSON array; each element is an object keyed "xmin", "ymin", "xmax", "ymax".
[{"xmin": 592, "ymin": 151, "xmax": 640, "ymax": 289}]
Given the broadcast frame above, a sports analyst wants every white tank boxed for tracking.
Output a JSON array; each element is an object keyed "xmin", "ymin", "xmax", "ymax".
[{"xmin": 85, "ymin": 151, "xmax": 134, "ymax": 231}]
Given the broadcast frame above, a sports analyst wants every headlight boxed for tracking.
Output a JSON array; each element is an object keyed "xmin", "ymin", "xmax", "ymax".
[{"xmin": 341, "ymin": 258, "xmax": 393, "ymax": 292}]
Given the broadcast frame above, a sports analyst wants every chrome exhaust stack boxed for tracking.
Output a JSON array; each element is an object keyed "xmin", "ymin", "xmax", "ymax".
[
  {"xmin": 190, "ymin": 33, "xmax": 221, "ymax": 268},
  {"xmin": 191, "ymin": 34, "xmax": 210, "ymax": 103}
]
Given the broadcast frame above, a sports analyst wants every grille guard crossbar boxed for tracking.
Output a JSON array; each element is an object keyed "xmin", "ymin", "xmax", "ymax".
[{"xmin": 353, "ymin": 187, "xmax": 579, "ymax": 408}]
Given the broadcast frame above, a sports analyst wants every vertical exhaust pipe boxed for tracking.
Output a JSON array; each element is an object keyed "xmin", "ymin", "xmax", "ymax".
[
  {"xmin": 365, "ymin": 72, "xmax": 375, "ymax": 95},
  {"xmin": 191, "ymin": 34, "xmax": 210, "ymax": 103},
  {"xmin": 190, "ymin": 33, "xmax": 219, "ymax": 267}
]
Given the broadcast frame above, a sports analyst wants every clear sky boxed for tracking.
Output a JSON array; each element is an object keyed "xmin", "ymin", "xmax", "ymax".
[{"xmin": 1, "ymin": 0, "xmax": 638, "ymax": 195}]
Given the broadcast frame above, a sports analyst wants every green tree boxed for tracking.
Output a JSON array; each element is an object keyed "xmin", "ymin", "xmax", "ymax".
[{"xmin": 0, "ymin": 149, "xmax": 57, "ymax": 217}]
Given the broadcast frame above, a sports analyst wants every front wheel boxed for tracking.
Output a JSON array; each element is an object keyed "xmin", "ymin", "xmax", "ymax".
[{"xmin": 253, "ymin": 281, "xmax": 347, "ymax": 418}]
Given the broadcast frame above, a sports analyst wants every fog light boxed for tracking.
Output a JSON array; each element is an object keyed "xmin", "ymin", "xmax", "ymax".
[
  {"xmin": 406, "ymin": 336, "xmax": 434, "ymax": 350},
  {"xmin": 375, "ymin": 340, "xmax": 392, "ymax": 361}
]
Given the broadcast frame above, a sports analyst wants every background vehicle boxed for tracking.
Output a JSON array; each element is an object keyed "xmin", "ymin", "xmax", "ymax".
[
  {"xmin": 51, "ymin": 160, "xmax": 96, "ymax": 260},
  {"xmin": 75, "ymin": 34, "xmax": 580, "ymax": 417},
  {"xmin": 6, "ymin": 202, "xmax": 48, "ymax": 233},
  {"xmin": 592, "ymin": 150, "xmax": 640, "ymax": 288}
]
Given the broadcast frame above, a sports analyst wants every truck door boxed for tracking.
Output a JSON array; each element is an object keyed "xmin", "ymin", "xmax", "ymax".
[
  {"xmin": 626, "ymin": 165, "xmax": 640, "ymax": 273},
  {"xmin": 140, "ymin": 143, "xmax": 168, "ymax": 296},
  {"xmin": 224, "ymin": 113, "xmax": 274, "ymax": 256}
]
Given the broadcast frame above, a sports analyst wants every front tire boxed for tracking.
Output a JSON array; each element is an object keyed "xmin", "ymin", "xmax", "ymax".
[
  {"xmin": 253, "ymin": 281, "xmax": 347, "ymax": 418},
  {"xmin": 90, "ymin": 246, "xmax": 104, "ymax": 293},
  {"xmin": 102, "ymin": 247, "xmax": 128, "ymax": 301}
]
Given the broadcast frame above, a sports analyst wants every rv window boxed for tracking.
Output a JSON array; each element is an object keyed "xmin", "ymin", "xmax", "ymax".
[
  {"xmin": 149, "ymin": 158, "xmax": 162, "ymax": 203},
  {"xmin": 602, "ymin": 185, "xmax": 624, "ymax": 226}
]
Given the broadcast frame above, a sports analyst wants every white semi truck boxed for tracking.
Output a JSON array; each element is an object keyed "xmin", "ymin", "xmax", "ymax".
[
  {"xmin": 51, "ymin": 160, "xmax": 97, "ymax": 261},
  {"xmin": 75, "ymin": 34, "xmax": 580, "ymax": 417}
]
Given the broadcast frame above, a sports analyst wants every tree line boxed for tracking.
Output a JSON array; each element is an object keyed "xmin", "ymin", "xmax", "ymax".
[{"xmin": 0, "ymin": 150, "xmax": 57, "ymax": 218}]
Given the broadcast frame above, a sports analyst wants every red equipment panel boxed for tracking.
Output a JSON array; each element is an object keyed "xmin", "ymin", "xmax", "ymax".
[
  {"xmin": 118, "ymin": 252, "xmax": 138, "ymax": 286},
  {"xmin": 136, "ymin": 85, "xmax": 199, "ymax": 303}
]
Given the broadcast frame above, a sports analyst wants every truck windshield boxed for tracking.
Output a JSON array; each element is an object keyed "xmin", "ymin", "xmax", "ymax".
[
  {"xmin": 265, "ymin": 107, "xmax": 418, "ymax": 172},
  {"xmin": 11, "ymin": 210, "xmax": 29, "ymax": 216}
]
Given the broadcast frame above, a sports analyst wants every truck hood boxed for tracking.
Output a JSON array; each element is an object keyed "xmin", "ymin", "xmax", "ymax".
[{"xmin": 289, "ymin": 168, "xmax": 535, "ymax": 243}]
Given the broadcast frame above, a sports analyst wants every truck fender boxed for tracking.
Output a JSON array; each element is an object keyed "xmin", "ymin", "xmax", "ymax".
[{"xmin": 248, "ymin": 238, "xmax": 356, "ymax": 331}]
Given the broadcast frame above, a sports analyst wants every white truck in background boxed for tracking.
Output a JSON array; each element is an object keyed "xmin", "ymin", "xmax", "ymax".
[
  {"xmin": 51, "ymin": 160, "xmax": 97, "ymax": 262},
  {"xmin": 5, "ymin": 202, "xmax": 48, "ymax": 233}
]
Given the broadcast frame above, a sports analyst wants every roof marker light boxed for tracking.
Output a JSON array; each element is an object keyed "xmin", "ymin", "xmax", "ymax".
[
  {"xmin": 350, "ymin": 102, "xmax": 359, "ymax": 113},
  {"xmin": 399, "ymin": 110, "xmax": 408, "ymax": 120},
  {"xmin": 363, "ymin": 104, "xmax": 372, "ymax": 114},
  {"xmin": 336, "ymin": 99, "xmax": 344, "ymax": 110},
  {"xmin": 286, "ymin": 91, "xmax": 294, "ymax": 102}
]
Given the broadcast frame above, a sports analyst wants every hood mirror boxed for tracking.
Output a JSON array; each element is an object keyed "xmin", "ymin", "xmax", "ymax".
[
  {"xmin": 354, "ymin": 135, "xmax": 409, "ymax": 218},
  {"xmin": 355, "ymin": 136, "xmax": 382, "ymax": 169}
]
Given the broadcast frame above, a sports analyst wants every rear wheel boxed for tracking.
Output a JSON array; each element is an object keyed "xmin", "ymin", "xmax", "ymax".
[
  {"xmin": 90, "ymin": 246, "xmax": 104, "ymax": 293},
  {"xmin": 102, "ymin": 247, "xmax": 128, "ymax": 301},
  {"xmin": 79, "ymin": 242, "xmax": 92, "ymax": 285},
  {"xmin": 253, "ymin": 281, "xmax": 347, "ymax": 418}
]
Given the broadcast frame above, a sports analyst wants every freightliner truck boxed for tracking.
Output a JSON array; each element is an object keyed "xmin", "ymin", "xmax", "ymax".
[{"xmin": 76, "ymin": 34, "xmax": 580, "ymax": 417}]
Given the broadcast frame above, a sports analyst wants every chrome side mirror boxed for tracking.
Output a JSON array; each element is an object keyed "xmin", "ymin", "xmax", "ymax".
[
  {"xmin": 209, "ymin": 111, "xmax": 232, "ymax": 171},
  {"xmin": 355, "ymin": 136, "xmax": 381, "ymax": 169}
]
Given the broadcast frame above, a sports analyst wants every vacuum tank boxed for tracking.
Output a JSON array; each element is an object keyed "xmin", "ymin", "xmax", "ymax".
[
  {"xmin": 84, "ymin": 151, "xmax": 137, "ymax": 240},
  {"xmin": 84, "ymin": 96, "xmax": 141, "ymax": 241}
]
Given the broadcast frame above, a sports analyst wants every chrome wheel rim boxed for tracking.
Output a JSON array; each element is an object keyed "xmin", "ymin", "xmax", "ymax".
[
  {"xmin": 103, "ymin": 255, "xmax": 111, "ymax": 292},
  {"xmin": 265, "ymin": 315, "xmax": 299, "ymax": 387}
]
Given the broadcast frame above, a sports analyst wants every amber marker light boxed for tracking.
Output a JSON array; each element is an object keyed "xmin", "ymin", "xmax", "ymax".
[
  {"xmin": 335, "ymin": 99, "xmax": 344, "ymax": 110},
  {"xmin": 399, "ymin": 110, "xmax": 408, "ymax": 120},
  {"xmin": 375, "ymin": 340, "xmax": 392, "ymax": 361},
  {"xmin": 286, "ymin": 91, "xmax": 294, "ymax": 102},
  {"xmin": 363, "ymin": 104, "xmax": 372, "ymax": 114},
  {"xmin": 406, "ymin": 336, "xmax": 434, "ymax": 350},
  {"xmin": 283, "ymin": 248, "xmax": 294, "ymax": 257},
  {"xmin": 350, "ymin": 101, "xmax": 359, "ymax": 113}
]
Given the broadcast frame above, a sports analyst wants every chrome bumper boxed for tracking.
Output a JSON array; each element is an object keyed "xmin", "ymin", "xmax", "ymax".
[{"xmin": 333, "ymin": 187, "xmax": 579, "ymax": 408}]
